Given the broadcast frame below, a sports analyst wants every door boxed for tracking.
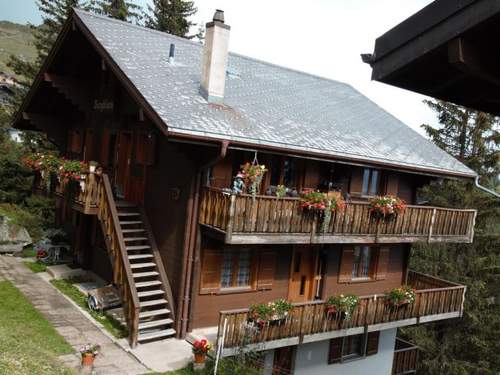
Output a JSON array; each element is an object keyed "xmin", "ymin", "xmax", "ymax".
[
  {"xmin": 273, "ymin": 346, "xmax": 295, "ymax": 375},
  {"xmin": 114, "ymin": 131, "xmax": 132, "ymax": 199},
  {"xmin": 288, "ymin": 246, "xmax": 317, "ymax": 303}
]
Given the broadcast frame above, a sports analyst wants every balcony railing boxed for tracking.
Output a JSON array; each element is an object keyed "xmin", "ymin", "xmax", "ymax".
[
  {"xmin": 35, "ymin": 171, "xmax": 99, "ymax": 215},
  {"xmin": 392, "ymin": 338, "xmax": 418, "ymax": 375},
  {"xmin": 200, "ymin": 188, "xmax": 476, "ymax": 244},
  {"xmin": 216, "ymin": 271, "xmax": 465, "ymax": 355}
]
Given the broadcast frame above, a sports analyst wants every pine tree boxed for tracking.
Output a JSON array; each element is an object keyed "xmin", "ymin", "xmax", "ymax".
[
  {"xmin": 422, "ymin": 100, "xmax": 500, "ymax": 182},
  {"xmin": 92, "ymin": 0, "xmax": 142, "ymax": 23},
  {"xmin": 145, "ymin": 0, "xmax": 198, "ymax": 38},
  {"xmin": 401, "ymin": 100, "xmax": 500, "ymax": 374}
]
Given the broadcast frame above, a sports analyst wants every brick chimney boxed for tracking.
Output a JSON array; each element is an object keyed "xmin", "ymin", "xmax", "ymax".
[{"xmin": 200, "ymin": 10, "xmax": 230, "ymax": 104}]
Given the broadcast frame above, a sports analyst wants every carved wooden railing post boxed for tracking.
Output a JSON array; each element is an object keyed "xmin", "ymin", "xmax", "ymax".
[
  {"xmin": 225, "ymin": 194, "xmax": 236, "ymax": 244},
  {"xmin": 428, "ymin": 208, "xmax": 437, "ymax": 243}
]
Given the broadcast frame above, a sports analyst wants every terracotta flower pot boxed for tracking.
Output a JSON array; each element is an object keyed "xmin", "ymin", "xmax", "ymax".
[
  {"xmin": 81, "ymin": 353, "xmax": 95, "ymax": 367},
  {"xmin": 194, "ymin": 353, "xmax": 206, "ymax": 364}
]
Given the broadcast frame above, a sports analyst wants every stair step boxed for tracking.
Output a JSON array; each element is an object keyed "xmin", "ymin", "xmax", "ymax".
[
  {"xmin": 139, "ymin": 308, "xmax": 170, "ymax": 318},
  {"xmin": 118, "ymin": 212, "xmax": 140, "ymax": 217},
  {"xmin": 120, "ymin": 221, "xmax": 143, "ymax": 225},
  {"xmin": 128, "ymin": 254, "xmax": 154, "ymax": 260},
  {"xmin": 136, "ymin": 280, "xmax": 162, "ymax": 288},
  {"xmin": 140, "ymin": 299, "xmax": 167, "ymax": 308},
  {"xmin": 122, "ymin": 229, "xmax": 145, "ymax": 234},
  {"xmin": 138, "ymin": 289, "xmax": 165, "ymax": 298},
  {"xmin": 133, "ymin": 271, "xmax": 159, "ymax": 278},
  {"xmin": 130, "ymin": 262, "xmax": 156, "ymax": 269},
  {"xmin": 138, "ymin": 328, "xmax": 176, "ymax": 342},
  {"xmin": 126, "ymin": 245, "xmax": 151, "ymax": 251},
  {"xmin": 138, "ymin": 318, "xmax": 173, "ymax": 330},
  {"xmin": 116, "ymin": 201, "xmax": 137, "ymax": 208},
  {"xmin": 124, "ymin": 237, "xmax": 148, "ymax": 242}
]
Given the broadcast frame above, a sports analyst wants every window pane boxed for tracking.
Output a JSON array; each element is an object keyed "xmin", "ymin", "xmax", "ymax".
[
  {"xmin": 352, "ymin": 247, "xmax": 361, "ymax": 277},
  {"xmin": 362, "ymin": 168, "xmax": 371, "ymax": 195},
  {"xmin": 369, "ymin": 170, "xmax": 379, "ymax": 195},
  {"xmin": 236, "ymin": 251, "xmax": 251, "ymax": 287},
  {"xmin": 361, "ymin": 246, "xmax": 371, "ymax": 277},
  {"xmin": 221, "ymin": 253, "xmax": 233, "ymax": 288}
]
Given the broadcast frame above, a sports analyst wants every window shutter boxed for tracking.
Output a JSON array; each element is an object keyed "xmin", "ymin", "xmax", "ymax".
[
  {"xmin": 385, "ymin": 173, "xmax": 399, "ymax": 196},
  {"xmin": 375, "ymin": 247, "xmax": 390, "ymax": 280},
  {"xmin": 365, "ymin": 331, "xmax": 380, "ymax": 356},
  {"xmin": 100, "ymin": 129, "xmax": 111, "ymax": 167},
  {"xmin": 256, "ymin": 251, "xmax": 276, "ymax": 290},
  {"xmin": 338, "ymin": 247, "xmax": 354, "ymax": 283},
  {"xmin": 136, "ymin": 132, "xmax": 156, "ymax": 166},
  {"xmin": 200, "ymin": 249, "xmax": 223, "ymax": 294},
  {"xmin": 83, "ymin": 129, "xmax": 94, "ymax": 161},
  {"xmin": 349, "ymin": 168, "xmax": 364, "ymax": 195},
  {"xmin": 68, "ymin": 129, "xmax": 83, "ymax": 154},
  {"xmin": 328, "ymin": 337, "xmax": 343, "ymax": 364}
]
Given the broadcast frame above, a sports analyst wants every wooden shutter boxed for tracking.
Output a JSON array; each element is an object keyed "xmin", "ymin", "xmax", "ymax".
[
  {"xmin": 375, "ymin": 247, "xmax": 390, "ymax": 280},
  {"xmin": 328, "ymin": 337, "xmax": 343, "ymax": 364},
  {"xmin": 100, "ymin": 129, "xmax": 111, "ymax": 167},
  {"xmin": 68, "ymin": 129, "xmax": 83, "ymax": 154},
  {"xmin": 136, "ymin": 131, "xmax": 156, "ymax": 166},
  {"xmin": 385, "ymin": 173, "xmax": 399, "ymax": 196},
  {"xmin": 200, "ymin": 249, "xmax": 223, "ymax": 294},
  {"xmin": 365, "ymin": 331, "xmax": 380, "ymax": 356},
  {"xmin": 256, "ymin": 251, "xmax": 276, "ymax": 290},
  {"xmin": 83, "ymin": 128, "xmax": 94, "ymax": 161},
  {"xmin": 338, "ymin": 247, "xmax": 354, "ymax": 283},
  {"xmin": 349, "ymin": 167, "xmax": 364, "ymax": 195}
]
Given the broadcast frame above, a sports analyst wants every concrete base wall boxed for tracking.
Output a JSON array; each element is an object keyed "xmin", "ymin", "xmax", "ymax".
[{"xmin": 294, "ymin": 328, "xmax": 397, "ymax": 375}]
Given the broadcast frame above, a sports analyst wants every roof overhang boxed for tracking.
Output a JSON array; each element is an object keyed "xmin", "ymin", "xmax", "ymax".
[{"xmin": 366, "ymin": 0, "xmax": 500, "ymax": 116}]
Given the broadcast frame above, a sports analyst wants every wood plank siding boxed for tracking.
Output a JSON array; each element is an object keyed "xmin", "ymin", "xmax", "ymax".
[{"xmin": 200, "ymin": 188, "xmax": 476, "ymax": 244}]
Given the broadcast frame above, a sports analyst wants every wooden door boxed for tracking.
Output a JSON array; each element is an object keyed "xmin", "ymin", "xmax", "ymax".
[
  {"xmin": 273, "ymin": 346, "xmax": 295, "ymax": 375},
  {"xmin": 114, "ymin": 131, "xmax": 132, "ymax": 199},
  {"xmin": 288, "ymin": 246, "xmax": 317, "ymax": 303}
]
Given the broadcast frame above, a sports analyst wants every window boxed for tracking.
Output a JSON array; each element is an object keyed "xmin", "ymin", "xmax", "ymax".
[
  {"xmin": 220, "ymin": 250, "xmax": 252, "ymax": 289},
  {"xmin": 352, "ymin": 246, "xmax": 373, "ymax": 279},
  {"xmin": 200, "ymin": 247, "xmax": 277, "ymax": 294},
  {"xmin": 338, "ymin": 246, "xmax": 390, "ymax": 283},
  {"xmin": 329, "ymin": 332, "xmax": 380, "ymax": 364},
  {"xmin": 361, "ymin": 168, "xmax": 380, "ymax": 196}
]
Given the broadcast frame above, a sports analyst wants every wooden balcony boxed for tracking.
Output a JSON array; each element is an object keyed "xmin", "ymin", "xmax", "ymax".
[
  {"xmin": 216, "ymin": 271, "xmax": 465, "ymax": 356},
  {"xmin": 392, "ymin": 338, "xmax": 418, "ymax": 375},
  {"xmin": 199, "ymin": 188, "xmax": 477, "ymax": 245},
  {"xmin": 35, "ymin": 172, "xmax": 99, "ymax": 215}
]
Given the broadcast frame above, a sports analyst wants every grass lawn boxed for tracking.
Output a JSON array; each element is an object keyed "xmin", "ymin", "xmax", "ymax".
[
  {"xmin": 152, "ymin": 357, "xmax": 264, "ymax": 375},
  {"xmin": 0, "ymin": 280, "xmax": 75, "ymax": 375},
  {"xmin": 23, "ymin": 260, "xmax": 47, "ymax": 273},
  {"xmin": 50, "ymin": 278, "xmax": 128, "ymax": 339}
]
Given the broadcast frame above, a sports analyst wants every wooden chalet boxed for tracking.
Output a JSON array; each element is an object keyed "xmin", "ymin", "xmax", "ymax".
[{"xmin": 14, "ymin": 7, "xmax": 480, "ymax": 374}]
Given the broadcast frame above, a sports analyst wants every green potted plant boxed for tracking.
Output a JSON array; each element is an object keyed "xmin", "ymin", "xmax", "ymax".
[
  {"xmin": 369, "ymin": 195, "xmax": 406, "ymax": 222},
  {"xmin": 385, "ymin": 285, "xmax": 416, "ymax": 309},
  {"xmin": 240, "ymin": 162, "xmax": 267, "ymax": 197},
  {"xmin": 89, "ymin": 161, "xmax": 98, "ymax": 173},
  {"xmin": 248, "ymin": 299, "xmax": 293, "ymax": 329},
  {"xmin": 325, "ymin": 294, "xmax": 359, "ymax": 320},
  {"xmin": 192, "ymin": 338, "xmax": 211, "ymax": 364},
  {"xmin": 80, "ymin": 343, "xmax": 100, "ymax": 367}
]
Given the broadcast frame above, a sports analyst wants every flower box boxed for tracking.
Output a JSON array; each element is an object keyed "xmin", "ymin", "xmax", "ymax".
[
  {"xmin": 324, "ymin": 294, "xmax": 359, "ymax": 320},
  {"xmin": 369, "ymin": 195, "xmax": 406, "ymax": 222},
  {"xmin": 385, "ymin": 285, "xmax": 416, "ymax": 309}
]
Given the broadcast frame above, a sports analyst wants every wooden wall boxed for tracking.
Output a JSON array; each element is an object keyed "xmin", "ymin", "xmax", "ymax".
[
  {"xmin": 191, "ymin": 241, "xmax": 293, "ymax": 329},
  {"xmin": 322, "ymin": 245, "xmax": 408, "ymax": 297},
  {"xmin": 144, "ymin": 138, "xmax": 196, "ymax": 306}
]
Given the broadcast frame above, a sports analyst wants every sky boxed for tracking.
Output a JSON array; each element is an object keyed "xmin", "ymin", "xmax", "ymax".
[{"xmin": 0, "ymin": 0, "xmax": 436, "ymax": 134}]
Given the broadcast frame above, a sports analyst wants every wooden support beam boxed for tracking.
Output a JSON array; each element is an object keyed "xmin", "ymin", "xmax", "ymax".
[{"xmin": 448, "ymin": 37, "xmax": 500, "ymax": 86}]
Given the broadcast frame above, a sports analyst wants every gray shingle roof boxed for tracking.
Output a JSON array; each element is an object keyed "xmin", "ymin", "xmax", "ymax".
[{"xmin": 75, "ymin": 9, "xmax": 476, "ymax": 178}]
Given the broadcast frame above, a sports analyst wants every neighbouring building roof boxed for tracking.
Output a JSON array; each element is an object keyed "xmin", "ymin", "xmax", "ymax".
[{"xmin": 72, "ymin": 9, "xmax": 476, "ymax": 178}]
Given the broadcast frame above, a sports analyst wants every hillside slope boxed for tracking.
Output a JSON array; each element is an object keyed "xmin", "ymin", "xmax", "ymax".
[{"xmin": 0, "ymin": 21, "xmax": 36, "ymax": 75}]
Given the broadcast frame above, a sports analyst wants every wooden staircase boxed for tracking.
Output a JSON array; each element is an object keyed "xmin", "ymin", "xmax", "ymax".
[{"xmin": 97, "ymin": 174, "xmax": 176, "ymax": 347}]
